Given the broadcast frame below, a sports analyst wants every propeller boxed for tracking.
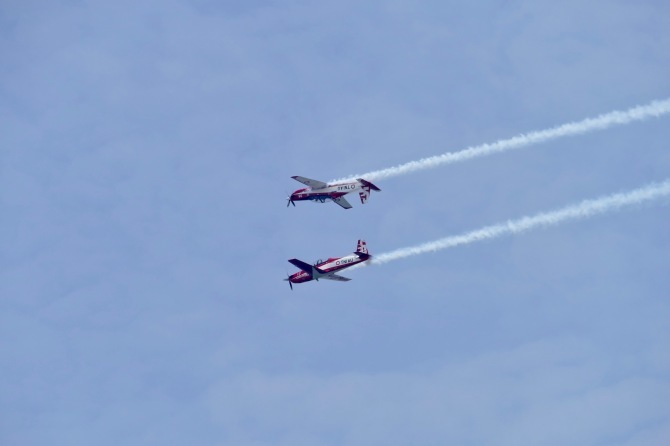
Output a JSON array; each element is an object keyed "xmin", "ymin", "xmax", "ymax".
[
  {"xmin": 286, "ymin": 191, "xmax": 296, "ymax": 207},
  {"xmin": 284, "ymin": 273, "xmax": 293, "ymax": 290}
]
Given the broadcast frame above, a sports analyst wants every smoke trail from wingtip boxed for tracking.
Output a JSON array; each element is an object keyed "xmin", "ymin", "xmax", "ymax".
[
  {"xmin": 371, "ymin": 179, "xmax": 670, "ymax": 265},
  {"xmin": 333, "ymin": 98, "xmax": 670, "ymax": 183}
]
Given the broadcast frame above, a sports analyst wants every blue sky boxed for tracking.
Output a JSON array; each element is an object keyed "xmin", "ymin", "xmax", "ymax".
[{"xmin": 2, "ymin": 1, "xmax": 669, "ymax": 445}]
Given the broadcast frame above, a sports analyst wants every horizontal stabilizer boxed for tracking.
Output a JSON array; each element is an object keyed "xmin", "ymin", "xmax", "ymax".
[{"xmin": 358, "ymin": 178, "xmax": 381, "ymax": 191}]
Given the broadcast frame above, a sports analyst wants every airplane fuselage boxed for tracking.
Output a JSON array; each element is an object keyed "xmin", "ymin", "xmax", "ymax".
[
  {"xmin": 287, "ymin": 176, "xmax": 381, "ymax": 209},
  {"xmin": 288, "ymin": 252, "xmax": 370, "ymax": 285}
]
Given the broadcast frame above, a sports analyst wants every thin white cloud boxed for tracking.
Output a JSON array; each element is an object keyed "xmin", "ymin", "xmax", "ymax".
[
  {"xmin": 333, "ymin": 98, "xmax": 670, "ymax": 182},
  {"xmin": 206, "ymin": 336, "xmax": 670, "ymax": 446},
  {"xmin": 372, "ymin": 179, "xmax": 670, "ymax": 264}
]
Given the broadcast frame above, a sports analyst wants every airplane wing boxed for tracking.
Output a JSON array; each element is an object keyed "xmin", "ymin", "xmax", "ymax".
[
  {"xmin": 291, "ymin": 176, "xmax": 328, "ymax": 189},
  {"xmin": 332, "ymin": 196, "xmax": 353, "ymax": 209},
  {"xmin": 321, "ymin": 273, "xmax": 351, "ymax": 282},
  {"xmin": 288, "ymin": 258, "xmax": 314, "ymax": 274}
]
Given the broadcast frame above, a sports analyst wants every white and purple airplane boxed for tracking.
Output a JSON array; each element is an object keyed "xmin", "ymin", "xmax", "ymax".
[
  {"xmin": 287, "ymin": 176, "xmax": 381, "ymax": 209},
  {"xmin": 284, "ymin": 240, "xmax": 371, "ymax": 289}
]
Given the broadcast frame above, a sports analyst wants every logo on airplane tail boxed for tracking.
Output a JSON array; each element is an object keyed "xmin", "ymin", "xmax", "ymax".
[{"xmin": 359, "ymin": 186, "xmax": 371, "ymax": 204}]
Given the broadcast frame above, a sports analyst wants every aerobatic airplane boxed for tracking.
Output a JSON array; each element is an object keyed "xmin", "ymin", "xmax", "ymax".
[
  {"xmin": 284, "ymin": 240, "xmax": 371, "ymax": 289},
  {"xmin": 286, "ymin": 176, "xmax": 381, "ymax": 209}
]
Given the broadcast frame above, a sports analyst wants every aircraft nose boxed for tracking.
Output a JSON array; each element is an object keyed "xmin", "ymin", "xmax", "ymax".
[{"xmin": 287, "ymin": 192, "xmax": 297, "ymax": 207}]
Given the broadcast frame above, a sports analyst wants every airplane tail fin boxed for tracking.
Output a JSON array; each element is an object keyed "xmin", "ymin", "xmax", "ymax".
[
  {"xmin": 355, "ymin": 239, "xmax": 369, "ymax": 256},
  {"xmin": 359, "ymin": 187, "xmax": 370, "ymax": 204},
  {"xmin": 357, "ymin": 178, "xmax": 380, "ymax": 204}
]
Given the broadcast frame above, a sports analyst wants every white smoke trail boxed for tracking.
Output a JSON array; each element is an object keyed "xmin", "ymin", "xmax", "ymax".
[
  {"xmin": 333, "ymin": 98, "xmax": 670, "ymax": 183},
  {"xmin": 372, "ymin": 179, "xmax": 670, "ymax": 265}
]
